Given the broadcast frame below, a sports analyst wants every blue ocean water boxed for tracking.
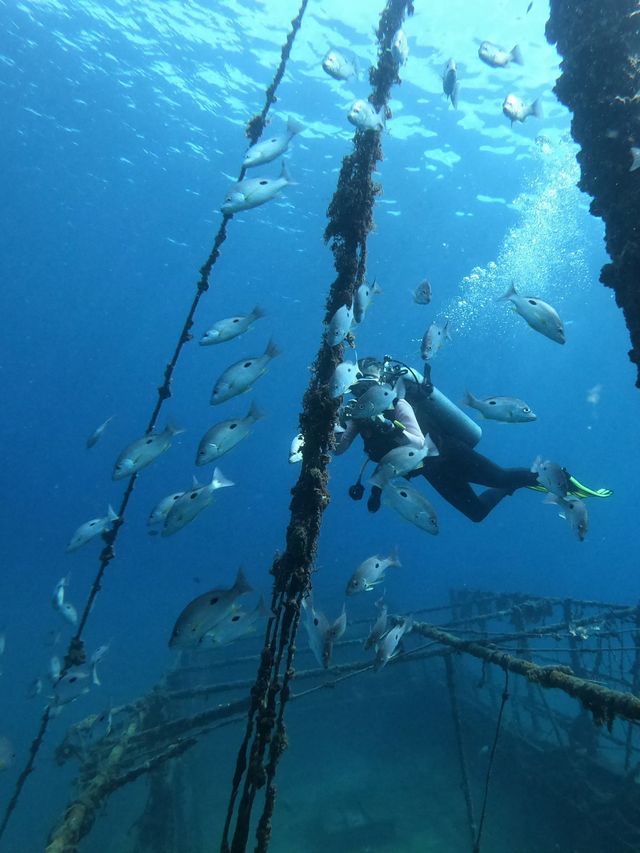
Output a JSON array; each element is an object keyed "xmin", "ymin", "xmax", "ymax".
[{"xmin": 1, "ymin": 0, "xmax": 639, "ymax": 849}]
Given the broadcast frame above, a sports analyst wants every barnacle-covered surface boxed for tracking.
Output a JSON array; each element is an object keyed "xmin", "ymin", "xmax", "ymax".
[{"xmin": 546, "ymin": 0, "xmax": 640, "ymax": 386}]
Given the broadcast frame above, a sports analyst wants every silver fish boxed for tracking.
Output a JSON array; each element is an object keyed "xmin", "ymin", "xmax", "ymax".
[
  {"xmin": 421, "ymin": 319, "xmax": 451, "ymax": 360},
  {"xmin": 328, "ymin": 360, "xmax": 360, "ymax": 400},
  {"xmin": 289, "ymin": 432, "xmax": 304, "ymax": 464},
  {"xmin": 631, "ymin": 146, "xmax": 640, "ymax": 172},
  {"xmin": 49, "ymin": 655, "xmax": 61, "ymax": 682},
  {"xmin": 346, "ymin": 549, "xmax": 401, "ymax": 595},
  {"xmin": 390, "ymin": 28, "xmax": 409, "ymax": 65},
  {"xmin": 370, "ymin": 444, "xmax": 435, "ymax": 490},
  {"xmin": 544, "ymin": 494, "xmax": 588, "ymax": 542},
  {"xmin": 498, "ymin": 282, "xmax": 565, "ymax": 344},
  {"xmin": 302, "ymin": 597, "xmax": 346, "ymax": 669},
  {"xmin": 66, "ymin": 506, "xmax": 118, "ymax": 552},
  {"xmin": 243, "ymin": 116, "xmax": 303, "ymax": 169},
  {"xmin": 382, "ymin": 482, "xmax": 439, "ymax": 535},
  {"xmin": 221, "ymin": 161, "xmax": 292, "ymax": 214},
  {"xmin": 348, "ymin": 100, "xmax": 385, "ymax": 131},
  {"xmin": 113, "ymin": 422, "xmax": 185, "ymax": 480},
  {"xmin": 349, "ymin": 383, "xmax": 395, "ymax": 419},
  {"xmin": 322, "ymin": 49, "xmax": 358, "ymax": 81},
  {"xmin": 364, "ymin": 598, "xmax": 388, "ymax": 651},
  {"xmin": 462, "ymin": 391, "xmax": 536, "ymax": 423},
  {"xmin": 442, "ymin": 59, "xmax": 460, "ymax": 109},
  {"xmin": 52, "ymin": 574, "xmax": 70, "ymax": 610},
  {"xmin": 503, "ymin": 94, "xmax": 542, "ymax": 124},
  {"xmin": 326, "ymin": 303, "xmax": 354, "ymax": 347},
  {"xmin": 199, "ymin": 306, "xmax": 265, "ymax": 346},
  {"xmin": 354, "ymin": 279, "xmax": 382, "ymax": 324},
  {"xmin": 162, "ymin": 467, "xmax": 234, "ymax": 537},
  {"xmin": 169, "ymin": 567, "xmax": 253, "ymax": 648},
  {"xmin": 412, "ymin": 279, "xmax": 432, "ymax": 305},
  {"xmin": 531, "ymin": 456, "xmax": 569, "ymax": 497},
  {"xmin": 90, "ymin": 643, "xmax": 110, "ymax": 686},
  {"xmin": 147, "ymin": 490, "xmax": 185, "ymax": 533},
  {"xmin": 86, "ymin": 415, "xmax": 114, "ymax": 449},
  {"xmin": 211, "ymin": 340, "xmax": 280, "ymax": 404},
  {"xmin": 478, "ymin": 41, "xmax": 523, "ymax": 68},
  {"xmin": 196, "ymin": 402, "xmax": 263, "ymax": 466},
  {"xmin": 52, "ymin": 666, "xmax": 92, "ymax": 707},
  {"xmin": 374, "ymin": 616, "xmax": 413, "ymax": 671},
  {"xmin": 27, "ymin": 678, "xmax": 43, "ymax": 699},
  {"xmin": 205, "ymin": 596, "xmax": 269, "ymax": 646},
  {"xmin": 59, "ymin": 602, "xmax": 78, "ymax": 627}
]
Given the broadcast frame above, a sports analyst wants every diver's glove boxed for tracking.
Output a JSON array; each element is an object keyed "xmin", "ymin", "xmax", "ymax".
[{"xmin": 367, "ymin": 486, "xmax": 382, "ymax": 513}]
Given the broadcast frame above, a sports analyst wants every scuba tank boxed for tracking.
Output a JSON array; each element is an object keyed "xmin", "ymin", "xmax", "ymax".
[{"xmin": 382, "ymin": 356, "xmax": 482, "ymax": 448}]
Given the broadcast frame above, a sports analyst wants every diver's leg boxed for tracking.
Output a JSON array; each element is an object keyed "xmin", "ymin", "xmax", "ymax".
[
  {"xmin": 419, "ymin": 464, "xmax": 499, "ymax": 523},
  {"xmin": 441, "ymin": 438, "xmax": 537, "ymax": 493}
]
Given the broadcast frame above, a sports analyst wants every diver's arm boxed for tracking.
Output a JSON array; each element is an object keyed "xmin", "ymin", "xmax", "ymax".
[
  {"xmin": 393, "ymin": 399, "xmax": 425, "ymax": 448},
  {"xmin": 334, "ymin": 419, "xmax": 359, "ymax": 455}
]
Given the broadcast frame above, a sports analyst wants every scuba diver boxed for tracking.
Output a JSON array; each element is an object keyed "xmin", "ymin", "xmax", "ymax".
[{"xmin": 335, "ymin": 356, "xmax": 610, "ymax": 522}]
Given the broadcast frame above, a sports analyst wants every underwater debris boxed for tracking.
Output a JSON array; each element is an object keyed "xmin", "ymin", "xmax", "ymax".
[{"xmin": 546, "ymin": 0, "xmax": 640, "ymax": 388}]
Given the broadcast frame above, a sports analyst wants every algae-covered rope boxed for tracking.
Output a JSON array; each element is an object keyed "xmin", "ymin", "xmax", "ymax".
[
  {"xmin": 0, "ymin": 3, "xmax": 309, "ymax": 844},
  {"xmin": 220, "ymin": 3, "xmax": 414, "ymax": 851}
]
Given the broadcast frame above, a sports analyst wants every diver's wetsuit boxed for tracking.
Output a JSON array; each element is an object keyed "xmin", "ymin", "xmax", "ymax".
[{"xmin": 409, "ymin": 435, "xmax": 538, "ymax": 523}]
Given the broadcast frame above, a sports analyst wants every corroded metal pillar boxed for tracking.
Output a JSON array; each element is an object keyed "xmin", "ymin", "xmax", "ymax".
[{"xmin": 546, "ymin": 1, "xmax": 640, "ymax": 386}]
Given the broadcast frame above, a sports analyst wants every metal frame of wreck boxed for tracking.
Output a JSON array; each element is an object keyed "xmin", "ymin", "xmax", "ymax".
[{"xmin": 45, "ymin": 590, "xmax": 640, "ymax": 852}]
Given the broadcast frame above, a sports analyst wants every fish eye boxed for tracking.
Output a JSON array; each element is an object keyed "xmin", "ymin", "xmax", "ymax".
[
  {"xmin": 489, "ymin": 400, "xmax": 496, "ymax": 406},
  {"xmin": 190, "ymin": 492, "xmax": 198, "ymax": 500},
  {"xmin": 400, "ymin": 490, "xmax": 408, "ymax": 497},
  {"xmin": 230, "ymin": 423, "xmax": 238, "ymax": 430},
  {"xmin": 243, "ymin": 361, "xmax": 253, "ymax": 368},
  {"xmin": 232, "ymin": 615, "xmax": 241, "ymax": 622},
  {"xmin": 89, "ymin": 521, "xmax": 97, "ymax": 526},
  {"xmin": 69, "ymin": 676, "xmax": 77, "ymax": 684},
  {"xmin": 233, "ymin": 318, "xmax": 240, "ymax": 323},
  {"xmin": 269, "ymin": 137, "xmax": 277, "ymax": 143},
  {"xmin": 209, "ymin": 596, "xmax": 219, "ymax": 605},
  {"xmin": 528, "ymin": 299, "xmax": 537, "ymax": 305},
  {"xmin": 259, "ymin": 180, "xmax": 268, "ymax": 186},
  {"xmin": 523, "ymin": 407, "xmax": 531, "ymax": 413},
  {"xmin": 145, "ymin": 438, "xmax": 153, "ymax": 445}
]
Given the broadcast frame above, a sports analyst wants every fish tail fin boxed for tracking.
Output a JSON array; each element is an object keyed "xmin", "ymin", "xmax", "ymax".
[
  {"xmin": 511, "ymin": 44, "xmax": 524, "ymax": 65},
  {"xmin": 389, "ymin": 545, "xmax": 402, "ymax": 568},
  {"xmin": 106, "ymin": 505, "xmax": 119, "ymax": 524},
  {"xmin": 530, "ymin": 454, "xmax": 543, "ymax": 474},
  {"xmin": 497, "ymin": 281, "xmax": 518, "ymax": 302},
  {"xmin": 631, "ymin": 147, "xmax": 640, "ymax": 172},
  {"xmin": 166, "ymin": 420, "xmax": 186, "ymax": 437},
  {"xmin": 372, "ymin": 278, "xmax": 383, "ymax": 295},
  {"xmin": 452, "ymin": 81, "xmax": 460, "ymax": 110},
  {"xmin": 250, "ymin": 305, "xmax": 266, "ymax": 321},
  {"xmin": 248, "ymin": 400, "xmax": 264, "ymax": 421},
  {"xmin": 530, "ymin": 97, "xmax": 543, "ymax": 119},
  {"xmin": 287, "ymin": 115, "xmax": 304, "ymax": 137},
  {"xmin": 444, "ymin": 318, "xmax": 452, "ymax": 340},
  {"xmin": 265, "ymin": 338, "xmax": 281, "ymax": 360},
  {"xmin": 212, "ymin": 467, "xmax": 234, "ymax": 490},
  {"xmin": 425, "ymin": 433, "xmax": 440, "ymax": 457},
  {"xmin": 461, "ymin": 389, "xmax": 475, "ymax": 408},
  {"xmin": 234, "ymin": 566, "xmax": 253, "ymax": 596},
  {"xmin": 91, "ymin": 662, "xmax": 101, "ymax": 687},
  {"xmin": 280, "ymin": 160, "xmax": 296, "ymax": 185}
]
